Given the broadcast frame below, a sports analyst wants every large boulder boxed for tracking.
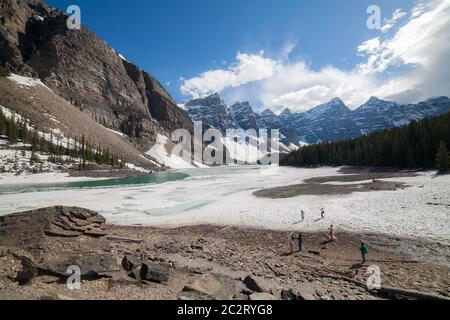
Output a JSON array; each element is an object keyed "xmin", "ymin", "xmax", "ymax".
[
  {"xmin": 140, "ymin": 261, "xmax": 170, "ymax": 283},
  {"xmin": 121, "ymin": 255, "xmax": 142, "ymax": 272},
  {"xmin": 15, "ymin": 255, "xmax": 39, "ymax": 285},
  {"xmin": 0, "ymin": 206, "xmax": 120, "ymax": 280},
  {"xmin": 122, "ymin": 255, "xmax": 171, "ymax": 283}
]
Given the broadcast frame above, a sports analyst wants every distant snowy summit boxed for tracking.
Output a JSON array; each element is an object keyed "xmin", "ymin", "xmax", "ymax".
[
  {"xmin": 184, "ymin": 94, "xmax": 450, "ymax": 145},
  {"xmin": 185, "ymin": 94, "xmax": 300, "ymax": 151}
]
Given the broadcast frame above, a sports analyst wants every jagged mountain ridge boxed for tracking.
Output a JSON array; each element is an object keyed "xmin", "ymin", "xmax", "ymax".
[
  {"xmin": 185, "ymin": 94, "xmax": 450, "ymax": 145},
  {"xmin": 185, "ymin": 93, "xmax": 232, "ymax": 134},
  {"xmin": 0, "ymin": 0, "xmax": 193, "ymax": 154},
  {"xmin": 185, "ymin": 94, "xmax": 300, "ymax": 150}
]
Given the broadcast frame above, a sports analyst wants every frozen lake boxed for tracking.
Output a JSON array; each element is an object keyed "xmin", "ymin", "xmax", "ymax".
[{"xmin": 0, "ymin": 166, "xmax": 449, "ymax": 242}]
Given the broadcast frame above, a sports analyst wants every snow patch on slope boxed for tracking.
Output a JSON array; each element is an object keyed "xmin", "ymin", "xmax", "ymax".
[
  {"xmin": 7, "ymin": 74, "xmax": 52, "ymax": 91},
  {"xmin": 104, "ymin": 127, "xmax": 128, "ymax": 138},
  {"xmin": 0, "ymin": 105, "xmax": 75, "ymax": 148},
  {"xmin": 125, "ymin": 163, "xmax": 152, "ymax": 173},
  {"xmin": 0, "ymin": 105, "xmax": 142, "ymax": 174},
  {"xmin": 118, "ymin": 53, "xmax": 129, "ymax": 63}
]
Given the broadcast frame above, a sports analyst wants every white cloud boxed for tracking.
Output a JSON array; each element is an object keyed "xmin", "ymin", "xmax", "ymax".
[
  {"xmin": 410, "ymin": 2, "xmax": 429, "ymax": 18},
  {"xmin": 259, "ymin": 64, "xmax": 384, "ymax": 111},
  {"xmin": 381, "ymin": 9, "xmax": 407, "ymax": 33},
  {"xmin": 359, "ymin": 0, "xmax": 450, "ymax": 73},
  {"xmin": 357, "ymin": 0, "xmax": 450, "ymax": 102},
  {"xmin": 180, "ymin": 52, "xmax": 276, "ymax": 98},
  {"xmin": 181, "ymin": 0, "xmax": 450, "ymax": 111}
]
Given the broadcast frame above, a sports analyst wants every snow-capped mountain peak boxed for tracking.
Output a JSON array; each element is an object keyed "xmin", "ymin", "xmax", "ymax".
[
  {"xmin": 280, "ymin": 108, "xmax": 292, "ymax": 116},
  {"xmin": 260, "ymin": 108, "xmax": 276, "ymax": 116},
  {"xmin": 359, "ymin": 96, "xmax": 398, "ymax": 111},
  {"xmin": 306, "ymin": 98, "xmax": 350, "ymax": 120},
  {"xmin": 184, "ymin": 93, "xmax": 231, "ymax": 134},
  {"xmin": 185, "ymin": 93, "xmax": 450, "ymax": 147},
  {"xmin": 229, "ymin": 101, "xmax": 259, "ymax": 131}
]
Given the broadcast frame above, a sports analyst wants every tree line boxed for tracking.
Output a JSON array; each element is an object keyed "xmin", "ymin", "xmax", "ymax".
[
  {"xmin": 0, "ymin": 109, "xmax": 126, "ymax": 170},
  {"xmin": 281, "ymin": 112, "xmax": 450, "ymax": 173}
]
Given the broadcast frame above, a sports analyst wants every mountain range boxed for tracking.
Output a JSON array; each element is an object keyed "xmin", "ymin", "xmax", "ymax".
[{"xmin": 184, "ymin": 94, "xmax": 450, "ymax": 146}]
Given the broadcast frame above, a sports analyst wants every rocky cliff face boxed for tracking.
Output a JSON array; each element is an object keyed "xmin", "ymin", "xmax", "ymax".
[
  {"xmin": 185, "ymin": 94, "xmax": 301, "ymax": 151},
  {"xmin": 0, "ymin": 0, "xmax": 193, "ymax": 152},
  {"xmin": 352, "ymin": 97, "xmax": 399, "ymax": 134},
  {"xmin": 185, "ymin": 93, "xmax": 232, "ymax": 134},
  {"xmin": 229, "ymin": 101, "xmax": 260, "ymax": 131},
  {"xmin": 291, "ymin": 98, "xmax": 362, "ymax": 143}
]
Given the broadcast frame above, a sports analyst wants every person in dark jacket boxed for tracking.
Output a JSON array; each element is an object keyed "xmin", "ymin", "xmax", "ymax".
[
  {"xmin": 360, "ymin": 242, "xmax": 369, "ymax": 263},
  {"xmin": 298, "ymin": 233, "xmax": 304, "ymax": 252}
]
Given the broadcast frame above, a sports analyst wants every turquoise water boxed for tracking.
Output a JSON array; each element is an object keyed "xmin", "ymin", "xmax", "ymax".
[{"xmin": 0, "ymin": 171, "xmax": 189, "ymax": 195}]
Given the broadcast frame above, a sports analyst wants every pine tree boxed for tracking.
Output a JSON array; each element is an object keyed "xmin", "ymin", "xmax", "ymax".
[
  {"xmin": 436, "ymin": 141, "xmax": 449, "ymax": 173},
  {"xmin": 7, "ymin": 114, "xmax": 18, "ymax": 143},
  {"xmin": 0, "ymin": 111, "xmax": 5, "ymax": 135},
  {"xmin": 30, "ymin": 149, "xmax": 39, "ymax": 164},
  {"xmin": 0, "ymin": 66, "xmax": 10, "ymax": 77}
]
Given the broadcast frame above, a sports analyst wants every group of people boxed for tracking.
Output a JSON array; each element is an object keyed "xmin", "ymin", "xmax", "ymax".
[
  {"xmin": 298, "ymin": 208, "xmax": 325, "ymax": 223},
  {"xmin": 290, "ymin": 207, "xmax": 370, "ymax": 264}
]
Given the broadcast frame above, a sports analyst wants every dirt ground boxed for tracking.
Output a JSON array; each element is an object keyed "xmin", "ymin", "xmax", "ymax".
[
  {"xmin": 254, "ymin": 167, "xmax": 417, "ymax": 198},
  {"xmin": 1, "ymin": 224, "xmax": 449, "ymax": 300}
]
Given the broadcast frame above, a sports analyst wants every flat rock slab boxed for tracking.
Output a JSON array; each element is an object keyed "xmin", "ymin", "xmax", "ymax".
[
  {"xmin": 249, "ymin": 293, "xmax": 278, "ymax": 301},
  {"xmin": 243, "ymin": 275, "xmax": 279, "ymax": 295},
  {"xmin": 183, "ymin": 273, "xmax": 242, "ymax": 300},
  {"xmin": 0, "ymin": 206, "xmax": 119, "ymax": 278}
]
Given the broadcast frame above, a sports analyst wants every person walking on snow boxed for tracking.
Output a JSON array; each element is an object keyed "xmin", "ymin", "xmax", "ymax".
[
  {"xmin": 301, "ymin": 210, "xmax": 305, "ymax": 222},
  {"xmin": 320, "ymin": 208, "xmax": 325, "ymax": 219},
  {"xmin": 360, "ymin": 242, "xmax": 369, "ymax": 264}
]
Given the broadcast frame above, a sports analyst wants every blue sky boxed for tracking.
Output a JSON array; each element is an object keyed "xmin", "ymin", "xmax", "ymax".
[{"xmin": 47, "ymin": 0, "xmax": 450, "ymax": 111}]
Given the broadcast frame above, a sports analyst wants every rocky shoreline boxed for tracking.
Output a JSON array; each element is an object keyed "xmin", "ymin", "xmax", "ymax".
[
  {"xmin": 68, "ymin": 168, "xmax": 155, "ymax": 179},
  {"xmin": 0, "ymin": 206, "xmax": 449, "ymax": 300}
]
